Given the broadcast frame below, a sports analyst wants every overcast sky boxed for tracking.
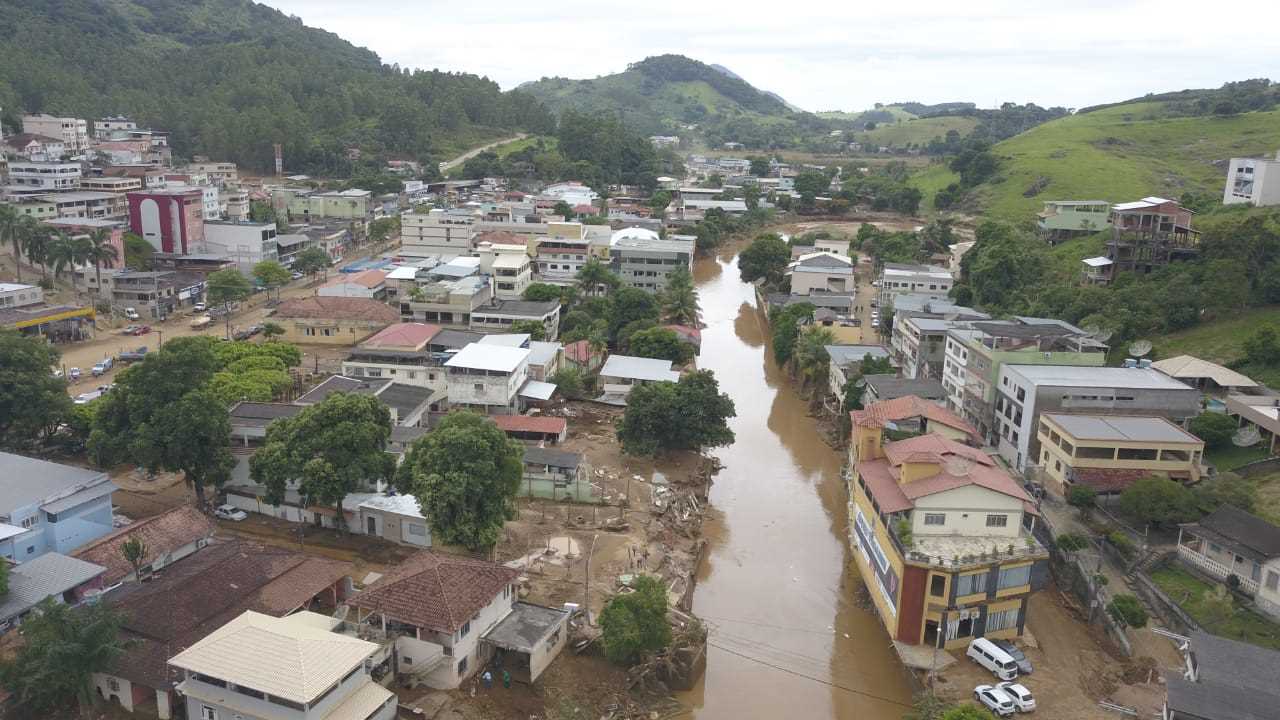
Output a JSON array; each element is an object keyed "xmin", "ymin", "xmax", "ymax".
[{"xmin": 261, "ymin": 0, "xmax": 1278, "ymax": 112}]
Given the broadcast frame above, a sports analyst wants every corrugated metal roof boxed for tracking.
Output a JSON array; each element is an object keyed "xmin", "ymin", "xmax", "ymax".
[
  {"xmin": 41, "ymin": 479, "xmax": 118, "ymax": 514},
  {"xmin": 600, "ymin": 355, "xmax": 680, "ymax": 383},
  {"xmin": 0, "ymin": 452, "xmax": 110, "ymax": 514},
  {"xmin": 0, "ymin": 553, "xmax": 105, "ymax": 622},
  {"xmin": 519, "ymin": 380, "xmax": 557, "ymax": 400},
  {"xmin": 445, "ymin": 343, "xmax": 530, "ymax": 373}
]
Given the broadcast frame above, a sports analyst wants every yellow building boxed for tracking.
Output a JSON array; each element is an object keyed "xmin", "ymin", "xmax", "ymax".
[
  {"xmin": 273, "ymin": 296, "xmax": 399, "ymax": 345},
  {"xmin": 1035, "ymin": 413, "xmax": 1204, "ymax": 497},
  {"xmin": 848, "ymin": 421, "xmax": 1048, "ymax": 649}
]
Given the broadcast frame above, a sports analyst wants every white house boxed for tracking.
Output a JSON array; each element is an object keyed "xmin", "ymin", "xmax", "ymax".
[
  {"xmin": 1223, "ymin": 152, "xmax": 1280, "ymax": 207},
  {"xmin": 788, "ymin": 252, "xmax": 855, "ymax": 295},
  {"xmin": 598, "ymin": 355, "xmax": 681, "ymax": 403},
  {"xmin": 878, "ymin": 263, "xmax": 952, "ymax": 309},
  {"xmin": 317, "ymin": 269, "xmax": 389, "ymax": 300},
  {"xmin": 202, "ymin": 221, "xmax": 279, "ymax": 275},
  {"xmin": 444, "ymin": 343, "xmax": 531, "ymax": 414}
]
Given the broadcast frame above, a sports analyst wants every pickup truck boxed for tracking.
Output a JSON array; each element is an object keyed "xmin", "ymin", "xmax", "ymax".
[
  {"xmin": 118, "ymin": 346, "xmax": 149, "ymax": 363},
  {"xmin": 91, "ymin": 357, "xmax": 114, "ymax": 376}
]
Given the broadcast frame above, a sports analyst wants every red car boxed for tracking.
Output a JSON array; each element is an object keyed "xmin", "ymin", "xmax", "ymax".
[{"xmin": 131, "ymin": 325, "xmax": 152, "ymax": 336}]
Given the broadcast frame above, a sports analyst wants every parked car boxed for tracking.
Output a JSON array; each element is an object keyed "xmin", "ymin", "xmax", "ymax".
[
  {"xmin": 120, "ymin": 325, "xmax": 141, "ymax": 335},
  {"xmin": 91, "ymin": 357, "xmax": 113, "ymax": 376},
  {"xmin": 193, "ymin": 302, "xmax": 207, "ymax": 312},
  {"xmin": 291, "ymin": 271, "xmax": 304, "ymax": 280},
  {"xmin": 130, "ymin": 325, "xmax": 152, "ymax": 336},
  {"xmin": 214, "ymin": 504, "xmax": 248, "ymax": 522},
  {"xmin": 974, "ymin": 685, "xmax": 1016, "ymax": 717},
  {"xmin": 968, "ymin": 638, "xmax": 1020, "ymax": 681},
  {"xmin": 74, "ymin": 390, "xmax": 104, "ymax": 405},
  {"xmin": 991, "ymin": 639, "xmax": 1033, "ymax": 675},
  {"xmin": 68, "ymin": 367, "xmax": 81, "ymax": 381},
  {"xmin": 996, "ymin": 682, "xmax": 1036, "ymax": 712},
  {"xmin": 124, "ymin": 307, "xmax": 140, "ymax": 320},
  {"xmin": 118, "ymin": 347, "xmax": 149, "ymax": 363}
]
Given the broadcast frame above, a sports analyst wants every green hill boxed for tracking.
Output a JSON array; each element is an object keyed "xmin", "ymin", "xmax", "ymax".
[
  {"xmin": 856, "ymin": 115, "xmax": 980, "ymax": 147},
  {"xmin": 911, "ymin": 99, "xmax": 1280, "ymax": 221},
  {"xmin": 519, "ymin": 54, "xmax": 793, "ymax": 136},
  {"xmin": 0, "ymin": 0, "xmax": 555, "ymax": 174}
]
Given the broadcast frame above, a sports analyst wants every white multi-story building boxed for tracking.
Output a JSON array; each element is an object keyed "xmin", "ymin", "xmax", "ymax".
[
  {"xmin": 7, "ymin": 161, "xmax": 81, "ymax": 192},
  {"xmin": 401, "ymin": 208, "xmax": 479, "ymax": 259},
  {"xmin": 477, "ymin": 241, "xmax": 533, "ymax": 299},
  {"xmin": 0, "ymin": 282, "xmax": 43, "ymax": 309},
  {"xmin": 534, "ymin": 222, "xmax": 607, "ymax": 283},
  {"xmin": 444, "ymin": 342, "xmax": 530, "ymax": 414},
  {"xmin": 878, "ymin": 263, "xmax": 953, "ymax": 309},
  {"xmin": 93, "ymin": 117, "xmax": 136, "ymax": 140},
  {"xmin": 1224, "ymin": 152, "xmax": 1280, "ymax": 207},
  {"xmin": 22, "ymin": 114, "xmax": 89, "ymax": 153},
  {"xmin": 202, "ymin": 221, "xmax": 279, "ymax": 275},
  {"xmin": 609, "ymin": 228, "xmax": 695, "ymax": 293}
]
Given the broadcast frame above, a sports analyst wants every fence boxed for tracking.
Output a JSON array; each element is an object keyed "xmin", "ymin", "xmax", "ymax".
[{"xmin": 1129, "ymin": 554, "xmax": 1203, "ymax": 636}]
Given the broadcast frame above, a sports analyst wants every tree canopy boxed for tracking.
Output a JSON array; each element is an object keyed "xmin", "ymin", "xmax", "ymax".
[
  {"xmin": 599, "ymin": 575, "xmax": 672, "ymax": 665},
  {"xmin": 398, "ymin": 411, "xmax": 524, "ymax": 549},
  {"xmin": 617, "ymin": 370, "xmax": 736, "ymax": 456},
  {"xmin": 627, "ymin": 327, "xmax": 695, "ymax": 364},
  {"xmin": 0, "ymin": 330, "xmax": 73, "ymax": 451},
  {"xmin": 738, "ymin": 233, "xmax": 791, "ymax": 287}
]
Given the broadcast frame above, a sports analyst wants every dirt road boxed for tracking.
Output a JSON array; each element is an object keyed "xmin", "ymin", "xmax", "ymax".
[{"xmin": 440, "ymin": 133, "xmax": 528, "ymax": 172}]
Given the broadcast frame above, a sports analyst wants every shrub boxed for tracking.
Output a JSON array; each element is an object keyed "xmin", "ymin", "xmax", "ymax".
[
  {"xmin": 1067, "ymin": 484, "xmax": 1097, "ymax": 508},
  {"xmin": 1107, "ymin": 531, "xmax": 1137, "ymax": 559},
  {"xmin": 1189, "ymin": 412, "xmax": 1240, "ymax": 450},
  {"xmin": 1107, "ymin": 594, "xmax": 1149, "ymax": 629},
  {"xmin": 1055, "ymin": 532, "xmax": 1090, "ymax": 554},
  {"xmin": 600, "ymin": 575, "xmax": 671, "ymax": 665}
]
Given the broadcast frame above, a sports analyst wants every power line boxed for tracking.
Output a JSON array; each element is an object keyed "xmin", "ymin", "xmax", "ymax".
[{"xmin": 707, "ymin": 640, "xmax": 914, "ymax": 710}]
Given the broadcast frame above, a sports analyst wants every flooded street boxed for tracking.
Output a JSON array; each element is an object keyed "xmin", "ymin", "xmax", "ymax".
[{"xmin": 679, "ymin": 249, "xmax": 914, "ymax": 719}]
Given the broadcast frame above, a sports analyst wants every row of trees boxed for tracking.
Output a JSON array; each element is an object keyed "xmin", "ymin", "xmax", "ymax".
[{"xmin": 0, "ymin": 205, "xmax": 118, "ymax": 289}]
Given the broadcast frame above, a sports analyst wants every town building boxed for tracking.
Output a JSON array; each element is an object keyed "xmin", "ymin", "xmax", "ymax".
[
  {"xmin": 101, "ymin": 269, "xmax": 206, "ymax": 319},
  {"xmin": 491, "ymin": 414, "xmax": 568, "ymax": 445},
  {"xmin": 470, "ymin": 299, "xmax": 561, "ymax": 341},
  {"xmin": 0, "ymin": 282, "xmax": 43, "ymax": 310},
  {"xmin": 1150, "ymin": 355, "xmax": 1260, "ymax": 395},
  {"xmin": 6, "ymin": 160, "xmax": 81, "ymax": 192},
  {"xmin": 33, "ymin": 190, "xmax": 126, "ymax": 220},
  {"xmin": 0, "ymin": 452, "xmax": 116, "ymax": 562},
  {"xmin": 1036, "ymin": 200, "xmax": 1111, "ymax": 242},
  {"xmin": 284, "ymin": 188, "xmax": 372, "ymax": 222},
  {"xmin": 1164, "ymin": 630, "xmax": 1280, "ymax": 720},
  {"xmin": 847, "ymin": 424, "xmax": 1048, "ymax": 649},
  {"xmin": 72, "ymin": 505, "xmax": 216, "ymax": 585},
  {"xmin": 787, "ymin": 252, "xmax": 855, "ymax": 295},
  {"xmin": 184, "ymin": 161, "xmax": 238, "ymax": 186},
  {"xmin": 893, "ymin": 314, "xmax": 981, "ymax": 380},
  {"xmin": 0, "ymin": 284, "xmax": 95, "ymax": 341},
  {"xmin": 608, "ymin": 228, "xmax": 694, "ymax": 292},
  {"xmin": 1093, "ymin": 197, "xmax": 1199, "ymax": 283},
  {"xmin": 93, "ymin": 116, "xmax": 137, "ymax": 139},
  {"xmin": 444, "ymin": 343, "xmax": 531, "ymax": 414},
  {"xmin": 1035, "ymin": 413, "xmax": 1205, "ymax": 497},
  {"xmin": 273, "ymin": 296, "xmax": 399, "ymax": 345},
  {"xmin": 1223, "ymin": 152, "xmax": 1280, "ymax": 207},
  {"xmin": 92, "ymin": 541, "xmax": 353, "ymax": 719},
  {"xmin": 22, "ymin": 114, "xmax": 89, "ymax": 152},
  {"xmin": 346, "ymin": 552, "xmax": 568, "ymax": 688},
  {"xmin": 598, "ymin": 355, "xmax": 681, "ymax": 403},
  {"xmin": 0, "ymin": 553, "xmax": 106, "ymax": 631},
  {"xmin": 992, "ymin": 365, "xmax": 1200, "ymax": 472},
  {"xmin": 79, "ymin": 176, "xmax": 144, "ymax": 194},
  {"xmin": 170, "ymin": 610, "xmax": 394, "ymax": 720},
  {"xmin": 826, "ymin": 344, "xmax": 892, "ymax": 403},
  {"xmin": 294, "ymin": 375, "xmax": 436, "ymax": 426},
  {"xmin": 878, "ymin": 263, "xmax": 953, "ymax": 309},
  {"xmin": 400, "ymin": 208, "xmax": 479, "ymax": 259},
  {"xmin": 862, "ymin": 374, "xmax": 947, "ymax": 406},
  {"xmin": 1225, "ymin": 393, "xmax": 1280, "ymax": 455},
  {"xmin": 525, "ymin": 340, "xmax": 564, "ymax": 381},
  {"xmin": 852, "ymin": 395, "xmax": 980, "ymax": 447},
  {"xmin": 126, "ymin": 187, "xmax": 206, "ymax": 254},
  {"xmin": 201, "ymin": 221, "xmax": 278, "ymax": 275},
  {"xmin": 318, "ymin": 268, "xmax": 389, "ymax": 300},
  {"xmin": 2, "ymin": 133, "xmax": 66, "ymax": 161},
  {"xmin": 356, "ymin": 494, "xmax": 432, "ymax": 547},
  {"xmin": 476, "ymin": 240, "xmax": 534, "ymax": 300},
  {"xmin": 520, "ymin": 446, "xmax": 594, "ymax": 502},
  {"xmin": 534, "ymin": 221, "xmax": 609, "ymax": 282},
  {"xmin": 942, "ymin": 319, "xmax": 1108, "ymax": 442},
  {"xmin": 1177, "ymin": 505, "xmax": 1280, "ymax": 622}
]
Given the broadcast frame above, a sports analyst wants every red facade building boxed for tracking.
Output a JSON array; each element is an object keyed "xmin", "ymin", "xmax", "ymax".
[{"xmin": 126, "ymin": 188, "xmax": 205, "ymax": 254}]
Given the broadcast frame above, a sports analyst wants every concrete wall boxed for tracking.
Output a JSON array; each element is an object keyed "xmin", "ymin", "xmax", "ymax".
[
  {"xmin": 909, "ymin": 485, "xmax": 1024, "ymax": 538},
  {"xmin": 527, "ymin": 613, "xmax": 569, "ymax": 682}
]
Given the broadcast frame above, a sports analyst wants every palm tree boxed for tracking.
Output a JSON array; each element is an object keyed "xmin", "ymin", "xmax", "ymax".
[
  {"xmin": 575, "ymin": 257, "xmax": 619, "ymax": 298},
  {"xmin": 794, "ymin": 325, "xmax": 836, "ymax": 387},
  {"xmin": 0, "ymin": 204, "xmax": 21, "ymax": 282},
  {"xmin": 46, "ymin": 231, "xmax": 90, "ymax": 289},
  {"xmin": 660, "ymin": 268, "xmax": 699, "ymax": 325},
  {"xmin": 84, "ymin": 228, "xmax": 119, "ymax": 296},
  {"xmin": 120, "ymin": 535, "xmax": 148, "ymax": 581},
  {"xmin": 21, "ymin": 221, "xmax": 52, "ymax": 283}
]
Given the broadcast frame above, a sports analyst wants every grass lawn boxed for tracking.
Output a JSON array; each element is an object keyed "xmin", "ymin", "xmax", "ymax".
[
  {"xmin": 1205, "ymin": 443, "xmax": 1273, "ymax": 472},
  {"xmin": 1150, "ymin": 565, "xmax": 1280, "ymax": 650},
  {"xmin": 493, "ymin": 135, "xmax": 556, "ymax": 158},
  {"xmin": 1254, "ymin": 471, "xmax": 1280, "ymax": 526},
  {"xmin": 855, "ymin": 116, "xmax": 980, "ymax": 147}
]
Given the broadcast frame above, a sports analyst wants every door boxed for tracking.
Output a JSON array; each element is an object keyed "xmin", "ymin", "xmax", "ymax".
[
  {"xmin": 924, "ymin": 620, "xmax": 940, "ymax": 648},
  {"xmin": 367, "ymin": 515, "xmax": 377, "ymax": 535}
]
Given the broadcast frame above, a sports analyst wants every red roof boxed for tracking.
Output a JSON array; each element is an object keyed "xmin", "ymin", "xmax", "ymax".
[
  {"xmin": 1071, "ymin": 468, "xmax": 1150, "ymax": 494},
  {"xmin": 851, "ymin": 395, "xmax": 980, "ymax": 444},
  {"xmin": 324, "ymin": 268, "xmax": 387, "ymax": 289},
  {"xmin": 360, "ymin": 322, "xmax": 442, "ymax": 350},
  {"xmin": 564, "ymin": 340, "xmax": 594, "ymax": 363},
  {"xmin": 572, "ymin": 204, "xmax": 596, "ymax": 214},
  {"xmin": 491, "ymin": 414, "xmax": 568, "ymax": 435},
  {"xmin": 73, "ymin": 505, "xmax": 215, "ymax": 585},
  {"xmin": 475, "ymin": 230, "xmax": 529, "ymax": 245},
  {"xmin": 663, "ymin": 325, "xmax": 702, "ymax": 345},
  {"xmin": 858, "ymin": 433, "xmax": 1037, "ymax": 516},
  {"xmin": 346, "ymin": 551, "xmax": 519, "ymax": 633}
]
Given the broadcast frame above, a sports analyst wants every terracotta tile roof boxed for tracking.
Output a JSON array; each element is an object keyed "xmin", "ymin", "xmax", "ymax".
[
  {"xmin": 881, "ymin": 434, "xmax": 992, "ymax": 468},
  {"xmin": 72, "ymin": 505, "xmax": 215, "ymax": 585},
  {"xmin": 850, "ymin": 395, "xmax": 980, "ymax": 443},
  {"xmin": 858, "ymin": 434, "xmax": 1036, "ymax": 515},
  {"xmin": 324, "ymin": 268, "xmax": 387, "ymax": 289},
  {"xmin": 475, "ymin": 230, "xmax": 529, "ymax": 245},
  {"xmin": 564, "ymin": 340, "xmax": 596, "ymax": 363},
  {"xmin": 104, "ymin": 541, "xmax": 352, "ymax": 691},
  {"xmin": 1070, "ymin": 468, "xmax": 1150, "ymax": 494},
  {"xmin": 663, "ymin": 325, "xmax": 702, "ymax": 345},
  {"xmin": 360, "ymin": 322, "xmax": 443, "ymax": 350},
  {"xmin": 856, "ymin": 460, "xmax": 913, "ymax": 513},
  {"xmin": 275, "ymin": 296, "xmax": 399, "ymax": 323},
  {"xmin": 346, "ymin": 551, "xmax": 518, "ymax": 633},
  {"xmin": 491, "ymin": 414, "xmax": 568, "ymax": 435}
]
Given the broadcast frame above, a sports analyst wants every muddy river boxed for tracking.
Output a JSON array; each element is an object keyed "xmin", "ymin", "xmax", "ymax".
[{"xmin": 678, "ymin": 250, "xmax": 914, "ymax": 719}]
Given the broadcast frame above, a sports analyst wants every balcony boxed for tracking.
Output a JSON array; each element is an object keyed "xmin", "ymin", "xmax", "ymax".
[{"xmin": 889, "ymin": 519, "xmax": 1048, "ymax": 571}]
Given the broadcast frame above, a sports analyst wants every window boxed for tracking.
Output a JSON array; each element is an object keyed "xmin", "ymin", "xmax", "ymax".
[
  {"xmin": 457, "ymin": 657, "xmax": 469, "ymax": 675},
  {"xmin": 998, "ymin": 564, "xmax": 1032, "ymax": 589},
  {"xmin": 200, "ymin": 706, "xmax": 218, "ymax": 720},
  {"xmin": 1117, "ymin": 448, "xmax": 1158, "ymax": 461},
  {"xmin": 986, "ymin": 514, "xmax": 1008, "ymax": 528},
  {"xmin": 459, "ymin": 620, "xmax": 471, "ymax": 638},
  {"xmin": 20, "ymin": 516, "xmax": 36, "ymax": 529},
  {"xmin": 408, "ymin": 523, "xmax": 426, "ymax": 536},
  {"xmin": 1267, "ymin": 571, "xmax": 1279, "ymax": 592},
  {"xmin": 986, "ymin": 606, "xmax": 1020, "ymax": 631},
  {"xmin": 955, "ymin": 572, "xmax": 987, "ymax": 597},
  {"xmin": 924, "ymin": 513, "xmax": 946, "ymax": 526},
  {"xmin": 108, "ymin": 678, "xmax": 120, "ymax": 691},
  {"xmin": 930, "ymin": 575, "xmax": 946, "ymax": 597},
  {"xmin": 1077, "ymin": 446, "xmax": 1114, "ymax": 460},
  {"xmin": 194, "ymin": 673, "xmax": 227, "ymax": 688}
]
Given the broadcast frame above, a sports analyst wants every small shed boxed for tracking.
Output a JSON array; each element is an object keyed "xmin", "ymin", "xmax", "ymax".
[{"xmin": 480, "ymin": 602, "xmax": 570, "ymax": 684}]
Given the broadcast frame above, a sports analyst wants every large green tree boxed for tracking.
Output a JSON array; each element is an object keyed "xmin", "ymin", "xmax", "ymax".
[
  {"xmin": 627, "ymin": 327, "xmax": 694, "ymax": 364},
  {"xmin": 293, "ymin": 247, "xmax": 332, "ymax": 278},
  {"xmin": 1117, "ymin": 476, "xmax": 1200, "ymax": 528},
  {"xmin": 206, "ymin": 267, "xmax": 252, "ymax": 338},
  {"xmin": 0, "ymin": 599, "xmax": 128, "ymax": 719},
  {"xmin": 617, "ymin": 370, "xmax": 736, "ymax": 456},
  {"xmin": 252, "ymin": 259, "xmax": 292, "ymax": 300},
  {"xmin": 0, "ymin": 331, "xmax": 73, "ymax": 451},
  {"xmin": 659, "ymin": 267, "xmax": 699, "ymax": 325},
  {"xmin": 251, "ymin": 393, "xmax": 394, "ymax": 530},
  {"xmin": 398, "ymin": 411, "xmax": 523, "ymax": 549},
  {"xmin": 599, "ymin": 575, "xmax": 672, "ymax": 665},
  {"xmin": 738, "ymin": 233, "xmax": 791, "ymax": 287}
]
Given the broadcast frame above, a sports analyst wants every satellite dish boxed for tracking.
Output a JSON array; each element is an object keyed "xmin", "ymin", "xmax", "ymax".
[
  {"xmin": 1082, "ymin": 324, "xmax": 1101, "ymax": 337},
  {"xmin": 1128, "ymin": 340, "xmax": 1152, "ymax": 358},
  {"xmin": 1093, "ymin": 329, "xmax": 1115, "ymax": 343},
  {"xmin": 1232, "ymin": 426, "xmax": 1262, "ymax": 448},
  {"xmin": 854, "ymin": 377, "xmax": 867, "ymax": 388}
]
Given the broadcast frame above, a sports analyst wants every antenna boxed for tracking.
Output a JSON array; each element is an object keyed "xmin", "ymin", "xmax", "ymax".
[
  {"xmin": 1232, "ymin": 425, "xmax": 1262, "ymax": 448},
  {"xmin": 1128, "ymin": 340, "xmax": 1152, "ymax": 358}
]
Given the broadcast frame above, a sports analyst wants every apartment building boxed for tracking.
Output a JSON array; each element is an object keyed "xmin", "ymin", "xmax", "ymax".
[
  {"xmin": 1035, "ymin": 413, "xmax": 1204, "ymax": 497},
  {"xmin": 284, "ymin": 188, "xmax": 372, "ymax": 222},
  {"xmin": 477, "ymin": 240, "xmax": 533, "ymax": 299},
  {"xmin": 400, "ymin": 208, "xmax": 479, "ymax": 259},
  {"xmin": 34, "ymin": 191, "xmax": 124, "ymax": 220},
  {"xmin": 126, "ymin": 187, "xmax": 206, "ymax": 254},
  {"xmin": 992, "ymin": 364, "xmax": 1200, "ymax": 472},
  {"xmin": 400, "ymin": 276, "xmax": 492, "ymax": 328},
  {"xmin": 22, "ymin": 114, "xmax": 89, "ymax": 152},
  {"xmin": 202, "ymin": 221, "xmax": 279, "ymax": 275},
  {"xmin": 79, "ymin": 176, "xmax": 143, "ymax": 194},
  {"xmin": 1036, "ymin": 200, "xmax": 1111, "ymax": 242},
  {"xmin": 341, "ymin": 323, "xmax": 480, "ymax": 400},
  {"xmin": 185, "ymin": 161, "xmax": 238, "ymax": 186},
  {"xmin": 894, "ymin": 315, "xmax": 975, "ymax": 380},
  {"xmin": 106, "ymin": 269, "xmax": 207, "ymax": 319},
  {"xmin": 942, "ymin": 319, "xmax": 1108, "ymax": 442},
  {"xmin": 787, "ymin": 252, "xmax": 854, "ymax": 295},
  {"xmin": 609, "ymin": 228, "xmax": 694, "ymax": 292},
  {"xmin": 878, "ymin": 263, "xmax": 953, "ymax": 309},
  {"xmin": 536, "ymin": 221, "xmax": 609, "ymax": 282},
  {"xmin": 7, "ymin": 161, "xmax": 81, "ymax": 192},
  {"xmin": 93, "ymin": 116, "xmax": 136, "ymax": 140},
  {"xmin": 470, "ymin": 300, "xmax": 561, "ymax": 341},
  {"xmin": 0, "ymin": 452, "xmax": 117, "ymax": 562},
  {"xmin": 1223, "ymin": 152, "xmax": 1280, "ymax": 207},
  {"xmin": 2, "ymin": 133, "xmax": 65, "ymax": 161},
  {"xmin": 847, "ymin": 419, "xmax": 1048, "ymax": 649},
  {"xmin": 444, "ymin": 343, "xmax": 531, "ymax": 414}
]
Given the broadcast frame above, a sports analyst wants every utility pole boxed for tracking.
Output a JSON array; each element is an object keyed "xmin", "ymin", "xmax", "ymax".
[{"xmin": 584, "ymin": 533, "xmax": 599, "ymax": 626}]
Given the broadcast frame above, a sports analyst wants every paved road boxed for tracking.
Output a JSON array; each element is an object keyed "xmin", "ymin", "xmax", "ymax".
[{"xmin": 439, "ymin": 133, "xmax": 528, "ymax": 171}]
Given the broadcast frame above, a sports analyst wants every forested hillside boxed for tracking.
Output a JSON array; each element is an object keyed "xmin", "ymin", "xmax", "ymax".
[{"xmin": 0, "ymin": 0, "xmax": 555, "ymax": 175}]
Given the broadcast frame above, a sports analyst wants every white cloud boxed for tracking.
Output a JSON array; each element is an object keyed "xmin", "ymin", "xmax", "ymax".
[{"xmin": 262, "ymin": 0, "xmax": 1280, "ymax": 110}]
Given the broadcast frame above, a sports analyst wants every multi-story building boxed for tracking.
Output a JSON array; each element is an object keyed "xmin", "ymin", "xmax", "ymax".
[
  {"xmin": 942, "ymin": 319, "xmax": 1108, "ymax": 442},
  {"xmin": 1223, "ymin": 152, "xmax": 1280, "ymax": 207},
  {"xmin": 169, "ymin": 610, "xmax": 396, "ymax": 720},
  {"xmin": 444, "ymin": 343, "xmax": 531, "ymax": 414},
  {"xmin": 878, "ymin": 263, "xmax": 953, "ymax": 309},
  {"xmin": 285, "ymin": 188, "xmax": 371, "ymax": 222},
  {"xmin": 105, "ymin": 269, "xmax": 207, "ymax": 319},
  {"xmin": 477, "ymin": 240, "xmax": 533, "ymax": 299},
  {"xmin": 79, "ymin": 176, "xmax": 143, "ymax": 194},
  {"xmin": 341, "ymin": 323, "xmax": 480, "ymax": 400},
  {"xmin": 126, "ymin": 187, "xmax": 206, "ymax": 254},
  {"xmin": 846, "ymin": 416, "xmax": 1048, "ymax": 649},
  {"xmin": 273, "ymin": 296, "xmax": 399, "ymax": 345},
  {"xmin": 163, "ymin": 181, "xmax": 220, "ymax": 220},
  {"xmin": 400, "ymin": 208, "xmax": 479, "ymax": 259},
  {"xmin": 608, "ymin": 229, "xmax": 694, "ymax": 292},
  {"xmin": 184, "ymin": 161, "xmax": 238, "ymax": 186},
  {"xmin": 45, "ymin": 218, "xmax": 125, "ymax": 271},
  {"xmin": 34, "ymin": 191, "xmax": 125, "ymax": 220},
  {"xmin": 893, "ymin": 314, "xmax": 982, "ymax": 380},
  {"xmin": 1095, "ymin": 197, "xmax": 1199, "ymax": 283},
  {"xmin": 0, "ymin": 452, "xmax": 116, "ymax": 562},
  {"xmin": 22, "ymin": 114, "xmax": 88, "ymax": 153},
  {"xmin": 400, "ymin": 276, "xmax": 492, "ymax": 328},
  {"xmin": 220, "ymin": 188, "xmax": 250, "ymax": 221},
  {"xmin": 993, "ymin": 364, "xmax": 1200, "ymax": 473},
  {"xmin": 534, "ymin": 221, "xmax": 609, "ymax": 283},
  {"xmin": 202, "ymin": 221, "xmax": 279, "ymax": 275},
  {"xmin": 2, "ymin": 133, "xmax": 66, "ymax": 161},
  {"xmin": 1035, "ymin": 413, "xmax": 1204, "ymax": 497},
  {"xmin": 470, "ymin": 299, "xmax": 561, "ymax": 341},
  {"xmin": 1036, "ymin": 200, "xmax": 1111, "ymax": 242},
  {"xmin": 93, "ymin": 116, "xmax": 136, "ymax": 140},
  {"xmin": 0, "ymin": 282, "xmax": 43, "ymax": 310},
  {"xmin": 7, "ymin": 160, "xmax": 81, "ymax": 192}
]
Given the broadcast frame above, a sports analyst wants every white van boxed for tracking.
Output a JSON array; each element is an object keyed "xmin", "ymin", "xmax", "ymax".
[{"xmin": 967, "ymin": 637, "xmax": 1019, "ymax": 681}]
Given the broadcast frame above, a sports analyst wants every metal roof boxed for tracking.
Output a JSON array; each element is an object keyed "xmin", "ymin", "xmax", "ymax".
[
  {"xmin": 445, "ymin": 343, "xmax": 530, "ymax": 373},
  {"xmin": 1081, "ymin": 256, "xmax": 1113, "ymax": 267},
  {"xmin": 0, "ymin": 452, "xmax": 111, "ymax": 514},
  {"xmin": 1042, "ymin": 413, "xmax": 1201, "ymax": 444},
  {"xmin": 1003, "ymin": 364, "xmax": 1195, "ymax": 390},
  {"xmin": 41, "ymin": 479, "xmax": 118, "ymax": 514},
  {"xmin": 518, "ymin": 380, "xmax": 557, "ymax": 401},
  {"xmin": 358, "ymin": 493, "xmax": 424, "ymax": 519},
  {"xmin": 0, "ymin": 553, "xmax": 106, "ymax": 622},
  {"xmin": 1151, "ymin": 355, "xmax": 1259, "ymax": 388},
  {"xmin": 478, "ymin": 333, "xmax": 531, "ymax": 348},
  {"xmin": 523, "ymin": 446, "xmax": 582, "ymax": 469},
  {"xmin": 526, "ymin": 341, "xmax": 562, "ymax": 367},
  {"xmin": 600, "ymin": 355, "xmax": 680, "ymax": 383}
]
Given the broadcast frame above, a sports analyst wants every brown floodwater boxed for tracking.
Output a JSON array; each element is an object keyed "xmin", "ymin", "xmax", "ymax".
[{"xmin": 677, "ymin": 250, "xmax": 914, "ymax": 719}]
